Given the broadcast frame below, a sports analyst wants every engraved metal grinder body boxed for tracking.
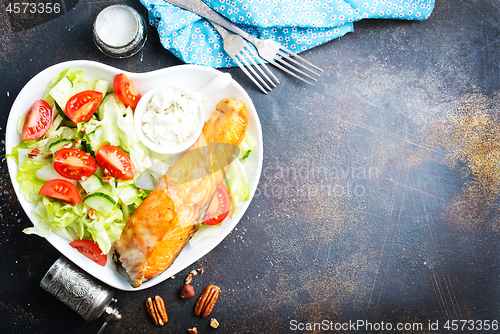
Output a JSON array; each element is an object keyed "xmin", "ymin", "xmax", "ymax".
[{"xmin": 40, "ymin": 257, "xmax": 122, "ymax": 323}]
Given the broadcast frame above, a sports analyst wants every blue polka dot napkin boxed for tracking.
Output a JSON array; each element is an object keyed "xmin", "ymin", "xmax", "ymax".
[{"xmin": 140, "ymin": 0, "xmax": 435, "ymax": 68}]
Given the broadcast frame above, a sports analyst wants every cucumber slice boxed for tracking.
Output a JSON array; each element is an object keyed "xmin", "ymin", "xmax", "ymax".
[
  {"xmin": 94, "ymin": 167, "xmax": 105, "ymax": 178},
  {"xmin": 45, "ymin": 114, "xmax": 65, "ymax": 139},
  {"xmin": 49, "ymin": 139, "xmax": 73, "ymax": 154},
  {"xmin": 43, "ymin": 68, "xmax": 72, "ymax": 106},
  {"xmin": 79, "ymin": 174, "xmax": 104, "ymax": 194},
  {"xmin": 35, "ymin": 163, "xmax": 77, "ymax": 186},
  {"xmin": 83, "ymin": 192, "xmax": 116, "ymax": 216},
  {"xmin": 116, "ymin": 185, "xmax": 140, "ymax": 206},
  {"xmin": 98, "ymin": 94, "xmax": 111, "ymax": 121},
  {"xmin": 86, "ymin": 142, "xmax": 94, "ymax": 155},
  {"xmin": 98, "ymin": 93, "xmax": 127, "ymax": 120},
  {"xmin": 94, "ymin": 80, "xmax": 109, "ymax": 95},
  {"xmin": 49, "ymin": 76, "xmax": 73, "ymax": 111},
  {"xmin": 122, "ymin": 203, "xmax": 130, "ymax": 222}
]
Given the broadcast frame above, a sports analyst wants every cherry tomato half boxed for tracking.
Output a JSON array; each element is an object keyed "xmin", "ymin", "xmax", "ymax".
[
  {"xmin": 69, "ymin": 239, "xmax": 107, "ymax": 266},
  {"xmin": 65, "ymin": 90, "xmax": 103, "ymax": 124},
  {"xmin": 54, "ymin": 148, "xmax": 98, "ymax": 180},
  {"xmin": 203, "ymin": 183, "xmax": 231, "ymax": 225},
  {"xmin": 113, "ymin": 73, "xmax": 141, "ymax": 108},
  {"xmin": 22, "ymin": 99, "xmax": 53, "ymax": 140},
  {"xmin": 39, "ymin": 179, "xmax": 81, "ymax": 204},
  {"xmin": 96, "ymin": 145, "xmax": 135, "ymax": 180}
]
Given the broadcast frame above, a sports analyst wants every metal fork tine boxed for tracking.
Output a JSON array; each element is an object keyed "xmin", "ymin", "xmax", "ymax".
[
  {"xmin": 273, "ymin": 55, "xmax": 318, "ymax": 84},
  {"xmin": 274, "ymin": 54, "xmax": 318, "ymax": 81},
  {"xmin": 277, "ymin": 50, "xmax": 322, "ymax": 77},
  {"xmin": 211, "ymin": 21, "xmax": 276, "ymax": 94},
  {"xmin": 233, "ymin": 56, "xmax": 270, "ymax": 94},
  {"xmin": 236, "ymin": 53, "xmax": 273, "ymax": 93},
  {"xmin": 279, "ymin": 45, "xmax": 324, "ymax": 73},
  {"xmin": 241, "ymin": 47, "xmax": 277, "ymax": 88},
  {"xmin": 244, "ymin": 46, "xmax": 280, "ymax": 85},
  {"xmin": 269, "ymin": 59, "xmax": 315, "ymax": 85}
]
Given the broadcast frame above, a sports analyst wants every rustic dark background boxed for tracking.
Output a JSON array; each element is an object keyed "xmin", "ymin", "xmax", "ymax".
[{"xmin": 1, "ymin": 0, "xmax": 500, "ymax": 333}]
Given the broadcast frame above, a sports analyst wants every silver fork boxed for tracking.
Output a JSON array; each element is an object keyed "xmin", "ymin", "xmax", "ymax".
[
  {"xmin": 165, "ymin": 0, "xmax": 323, "ymax": 85},
  {"xmin": 211, "ymin": 22, "xmax": 278, "ymax": 94}
]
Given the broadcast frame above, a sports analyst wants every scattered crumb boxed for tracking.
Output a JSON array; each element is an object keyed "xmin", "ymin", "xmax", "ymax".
[
  {"xmin": 210, "ymin": 318, "xmax": 219, "ymax": 329},
  {"xmin": 185, "ymin": 273, "xmax": 193, "ymax": 284},
  {"xmin": 187, "ymin": 327, "xmax": 198, "ymax": 334}
]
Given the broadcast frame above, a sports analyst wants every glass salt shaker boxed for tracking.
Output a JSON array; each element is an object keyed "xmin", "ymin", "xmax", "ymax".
[{"xmin": 93, "ymin": 5, "xmax": 147, "ymax": 58}]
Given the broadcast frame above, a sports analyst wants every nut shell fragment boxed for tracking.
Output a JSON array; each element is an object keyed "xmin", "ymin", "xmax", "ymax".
[
  {"xmin": 194, "ymin": 285, "xmax": 220, "ymax": 318},
  {"xmin": 185, "ymin": 272, "xmax": 193, "ymax": 284},
  {"xmin": 210, "ymin": 318, "xmax": 219, "ymax": 328}
]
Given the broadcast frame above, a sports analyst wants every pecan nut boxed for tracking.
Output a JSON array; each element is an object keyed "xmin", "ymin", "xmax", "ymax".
[
  {"xmin": 146, "ymin": 296, "xmax": 168, "ymax": 326},
  {"xmin": 101, "ymin": 175, "xmax": 115, "ymax": 186},
  {"xmin": 27, "ymin": 149, "xmax": 40, "ymax": 158},
  {"xmin": 86, "ymin": 209, "xmax": 98, "ymax": 220},
  {"xmin": 194, "ymin": 285, "xmax": 220, "ymax": 318}
]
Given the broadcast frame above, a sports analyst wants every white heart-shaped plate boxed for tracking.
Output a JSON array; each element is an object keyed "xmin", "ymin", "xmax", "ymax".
[{"xmin": 5, "ymin": 60, "xmax": 263, "ymax": 291}]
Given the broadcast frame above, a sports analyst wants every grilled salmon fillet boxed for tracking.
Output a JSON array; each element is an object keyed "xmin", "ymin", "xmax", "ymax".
[{"xmin": 114, "ymin": 98, "xmax": 248, "ymax": 287}]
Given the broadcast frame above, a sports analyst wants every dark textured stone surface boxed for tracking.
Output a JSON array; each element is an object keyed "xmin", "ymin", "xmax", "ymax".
[{"xmin": 1, "ymin": 0, "xmax": 500, "ymax": 333}]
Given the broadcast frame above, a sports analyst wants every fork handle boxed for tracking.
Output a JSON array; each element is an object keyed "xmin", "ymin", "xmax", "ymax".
[{"xmin": 165, "ymin": 0, "xmax": 255, "ymax": 41}]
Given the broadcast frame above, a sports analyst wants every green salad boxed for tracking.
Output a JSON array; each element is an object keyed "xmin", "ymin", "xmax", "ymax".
[{"xmin": 9, "ymin": 68, "xmax": 256, "ymax": 258}]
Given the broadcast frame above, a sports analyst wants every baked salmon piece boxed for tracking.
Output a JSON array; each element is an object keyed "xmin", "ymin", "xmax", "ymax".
[{"xmin": 114, "ymin": 98, "xmax": 248, "ymax": 287}]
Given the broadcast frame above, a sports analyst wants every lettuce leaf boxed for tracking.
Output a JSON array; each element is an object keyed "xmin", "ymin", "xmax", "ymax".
[
  {"xmin": 6, "ymin": 141, "xmax": 36, "ymax": 164},
  {"xmin": 238, "ymin": 133, "xmax": 257, "ymax": 161},
  {"xmin": 83, "ymin": 207, "xmax": 125, "ymax": 254},
  {"xmin": 25, "ymin": 197, "xmax": 125, "ymax": 254},
  {"xmin": 80, "ymin": 97, "xmax": 122, "ymax": 152},
  {"xmin": 69, "ymin": 70, "xmax": 97, "ymax": 94},
  {"xmin": 24, "ymin": 200, "xmax": 74, "ymax": 241},
  {"xmin": 223, "ymin": 158, "xmax": 250, "ymax": 218},
  {"xmin": 16, "ymin": 159, "xmax": 50, "ymax": 202}
]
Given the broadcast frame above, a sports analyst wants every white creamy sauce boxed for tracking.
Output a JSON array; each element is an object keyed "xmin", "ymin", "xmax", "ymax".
[
  {"xmin": 95, "ymin": 6, "xmax": 138, "ymax": 47},
  {"xmin": 141, "ymin": 88, "xmax": 200, "ymax": 146}
]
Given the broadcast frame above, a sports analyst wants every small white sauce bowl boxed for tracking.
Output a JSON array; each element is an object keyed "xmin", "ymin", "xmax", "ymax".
[{"xmin": 134, "ymin": 73, "xmax": 232, "ymax": 155}]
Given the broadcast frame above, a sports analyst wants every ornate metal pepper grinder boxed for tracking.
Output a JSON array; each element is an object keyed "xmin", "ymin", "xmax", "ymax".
[{"xmin": 40, "ymin": 257, "xmax": 121, "ymax": 333}]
